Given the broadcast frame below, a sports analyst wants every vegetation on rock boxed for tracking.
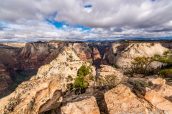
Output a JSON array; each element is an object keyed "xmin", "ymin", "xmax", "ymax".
[
  {"xmin": 4, "ymin": 95, "xmax": 21, "ymax": 113},
  {"xmin": 96, "ymin": 74, "xmax": 119, "ymax": 88},
  {"xmin": 154, "ymin": 54, "xmax": 172, "ymax": 64},
  {"xmin": 154, "ymin": 51, "xmax": 172, "ymax": 78},
  {"xmin": 73, "ymin": 65, "xmax": 91, "ymax": 94},
  {"xmin": 126, "ymin": 51, "xmax": 172, "ymax": 77},
  {"xmin": 76, "ymin": 65, "xmax": 91, "ymax": 77},
  {"xmin": 159, "ymin": 69, "xmax": 172, "ymax": 77},
  {"xmin": 125, "ymin": 56, "xmax": 155, "ymax": 76},
  {"xmin": 129, "ymin": 80, "xmax": 153, "ymax": 96}
]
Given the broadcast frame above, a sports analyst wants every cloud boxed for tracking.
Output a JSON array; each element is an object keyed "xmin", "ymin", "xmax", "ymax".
[
  {"xmin": 53, "ymin": 0, "xmax": 171, "ymax": 28},
  {"xmin": 0, "ymin": 0, "xmax": 172, "ymax": 41}
]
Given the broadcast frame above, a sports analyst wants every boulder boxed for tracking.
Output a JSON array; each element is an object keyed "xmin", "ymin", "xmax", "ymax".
[
  {"xmin": 144, "ymin": 78, "xmax": 172, "ymax": 113},
  {"xmin": 97, "ymin": 65, "xmax": 124, "ymax": 86},
  {"xmin": 61, "ymin": 96, "xmax": 100, "ymax": 114},
  {"xmin": 104, "ymin": 84, "xmax": 159, "ymax": 114},
  {"xmin": 145, "ymin": 90, "xmax": 172, "ymax": 113},
  {"xmin": 148, "ymin": 78, "xmax": 172, "ymax": 97}
]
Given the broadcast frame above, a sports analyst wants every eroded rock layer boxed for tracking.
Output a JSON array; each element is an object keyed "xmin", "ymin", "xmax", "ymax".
[{"xmin": 0, "ymin": 41, "xmax": 172, "ymax": 114}]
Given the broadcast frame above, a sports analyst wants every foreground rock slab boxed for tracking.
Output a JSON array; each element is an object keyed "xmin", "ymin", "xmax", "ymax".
[
  {"xmin": 104, "ymin": 84, "xmax": 160, "ymax": 114},
  {"xmin": 61, "ymin": 96, "xmax": 100, "ymax": 114},
  {"xmin": 145, "ymin": 90, "xmax": 172, "ymax": 114},
  {"xmin": 0, "ymin": 76, "xmax": 62, "ymax": 114},
  {"xmin": 145, "ymin": 78, "xmax": 172, "ymax": 113}
]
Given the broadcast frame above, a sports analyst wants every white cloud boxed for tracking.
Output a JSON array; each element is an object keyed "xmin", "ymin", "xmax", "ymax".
[
  {"xmin": 54, "ymin": 0, "xmax": 172, "ymax": 28},
  {"xmin": 0, "ymin": 0, "xmax": 172, "ymax": 41}
]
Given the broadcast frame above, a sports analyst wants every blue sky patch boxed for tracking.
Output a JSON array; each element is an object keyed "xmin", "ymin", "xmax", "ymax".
[
  {"xmin": 75, "ymin": 25, "xmax": 91, "ymax": 31},
  {"xmin": 0, "ymin": 21, "xmax": 7, "ymax": 30},
  {"xmin": 47, "ymin": 19, "xmax": 65, "ymax": 28},
  {"xmin": 47, "ymin": 19, "xmax": 91, "ymax": 31},
  {"xmin": 84, "ymin": 4, "xmax": 92, "ymax": 8}
]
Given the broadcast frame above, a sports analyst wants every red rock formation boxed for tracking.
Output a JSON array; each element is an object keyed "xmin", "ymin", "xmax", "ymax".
[
  {"xmin": 18, "ymin": 42, "xmax": 50, "ymax": 70},
  {"xmin": 72, "ymin": 43, "xmax": 92, "ymax": 61}
]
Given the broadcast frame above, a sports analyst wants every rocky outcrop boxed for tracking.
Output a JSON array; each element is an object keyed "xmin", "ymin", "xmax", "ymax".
[
  {"xmin": 72, "ymin": 43, "xmax": 92, "ymax": 61},
  {"xmin": 0, "ymin": 42, "xmax": 95, "ymax": 113},
  {"xmin": 0, "ymin": 41, "xmax": 169, "ymax": 70},
  {"xmin": 145, "ymin": 91, "xmax": 172, "ymax": 113},
  {"xmin": 35, "ymin": 45, "xmax": 93, "ymax": 91},
  {"xmin": 18, "ymin": 42, "xmax": 92, "ymax": 70},
  {"xmin": 18, "ymin": 42, "xmax": 53, "ymax": 69},
  {"xmin": 0, "ymin": 42, "xmax": 93, "ymax": 97},
  {"xmin": 92, "ymin": 47, "xmax": 102, "ymax": 67},
  {"xmin": 61, "ymin": 96, "xmax": 100, "ymax": 114},
  {"xmin": 0, "ymin": 76, "xmax": 62, "ymax": 114},
  {"xmin": 1, "ymin": 43, "xmax": 26, "ymax": 48},
  {"xmin": 104, "ymin": 84, "xmax": 163, "ymax": 114},
  {"xmin": 107, "ymin": 43, "xmax": 168, "ymax": 69},
  {"xmin": 0, "ymin": 43, "xmax": 95, "ymax": 114},
  {"xmin": 105, "ymin": 84, "xmax": 146, "ymax": 114},
  {"xmin": 147, "ymin": 78, "xmax": 172, "ymax": 99},
  {"xmin": 1, "ymin": 41, "xmax": 172, "ymax": 114},
  {"xmin": 106, "ymin": 43, "xmax": 127, "ymax": 65},
  {"xmin": 145, "ymin": 78, "xmax": 172, "ymax": 113},
  {"xmin": 96, "ymin": 65, "xmax": 124, "ymax": 87}
]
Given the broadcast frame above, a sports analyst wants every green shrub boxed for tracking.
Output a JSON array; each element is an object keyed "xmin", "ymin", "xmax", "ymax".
[
  {"xmin": 153, "ymin": 52, "xmax": 172, "ymax": 64},
  {"xmin": 153, "ymin": 54, "xmax": 161, "ymax": 59},
  {"xmin": 73, "ymin": 76, "xmax": 88, "ymax": 89},
  {"xmin": 134, "ymin": 80, "xmax": 150, "ymax": 88},
  {"xmin": 159, "ymin": 68, "xmax": 172, "ymax": 77},
  {"xmin": 77, "ymin": 65, "xmax": 91, "ymax": 77},
  {"xmin": 152, "ymin": 51, "xmax": 172, "ymax": 78},
  {"xmin": 126, "ymin": 56, "xmax": 154, "ymax": 76},
  {"xmin": 155, "ymin": 56, "xmax": 172, "ymax": 64},
  {"xmin": 73, "ymin": 65, "xmax": 91, "ymax": 94},
  {"xmin": 73, "ymin": 76, "xmax": 88, "ymax": 94},
  {"xmin": 129, "ymin": 80, "xmax": 153, "ymax": 96}
]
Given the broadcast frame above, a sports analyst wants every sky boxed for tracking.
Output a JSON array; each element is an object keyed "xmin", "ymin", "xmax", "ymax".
[{"xmin": 0, "ymin": 0, "xmax": 172, "ymax": 42}]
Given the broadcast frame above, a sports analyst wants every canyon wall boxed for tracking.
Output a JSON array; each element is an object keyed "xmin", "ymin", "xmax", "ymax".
[{"xmin": 0, "ymin": 41, "xmax": 172, "ymax": 114}]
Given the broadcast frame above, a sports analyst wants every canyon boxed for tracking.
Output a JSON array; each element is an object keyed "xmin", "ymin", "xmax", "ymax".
[{"xmin": 0, "ymin": 41, "xmax": 172, "ymax": 114}]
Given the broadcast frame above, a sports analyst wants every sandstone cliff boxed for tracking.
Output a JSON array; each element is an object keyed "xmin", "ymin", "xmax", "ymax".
[
  {"xmin": 0, "ymin": 41, "xmax": 172, "ymax": 114},
  {"xmin": 0, "ymin": 43, "xmax": 93, "ymax": 114},
  {"xmin": 106, "ymin": 42, "xmax": 168, "ymax": 69}
]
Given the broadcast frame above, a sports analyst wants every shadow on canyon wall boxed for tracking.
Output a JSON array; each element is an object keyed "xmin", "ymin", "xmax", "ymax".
[{"xmin": 0, "ymin": 69, "xmax": 38, "ymax": 99}]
